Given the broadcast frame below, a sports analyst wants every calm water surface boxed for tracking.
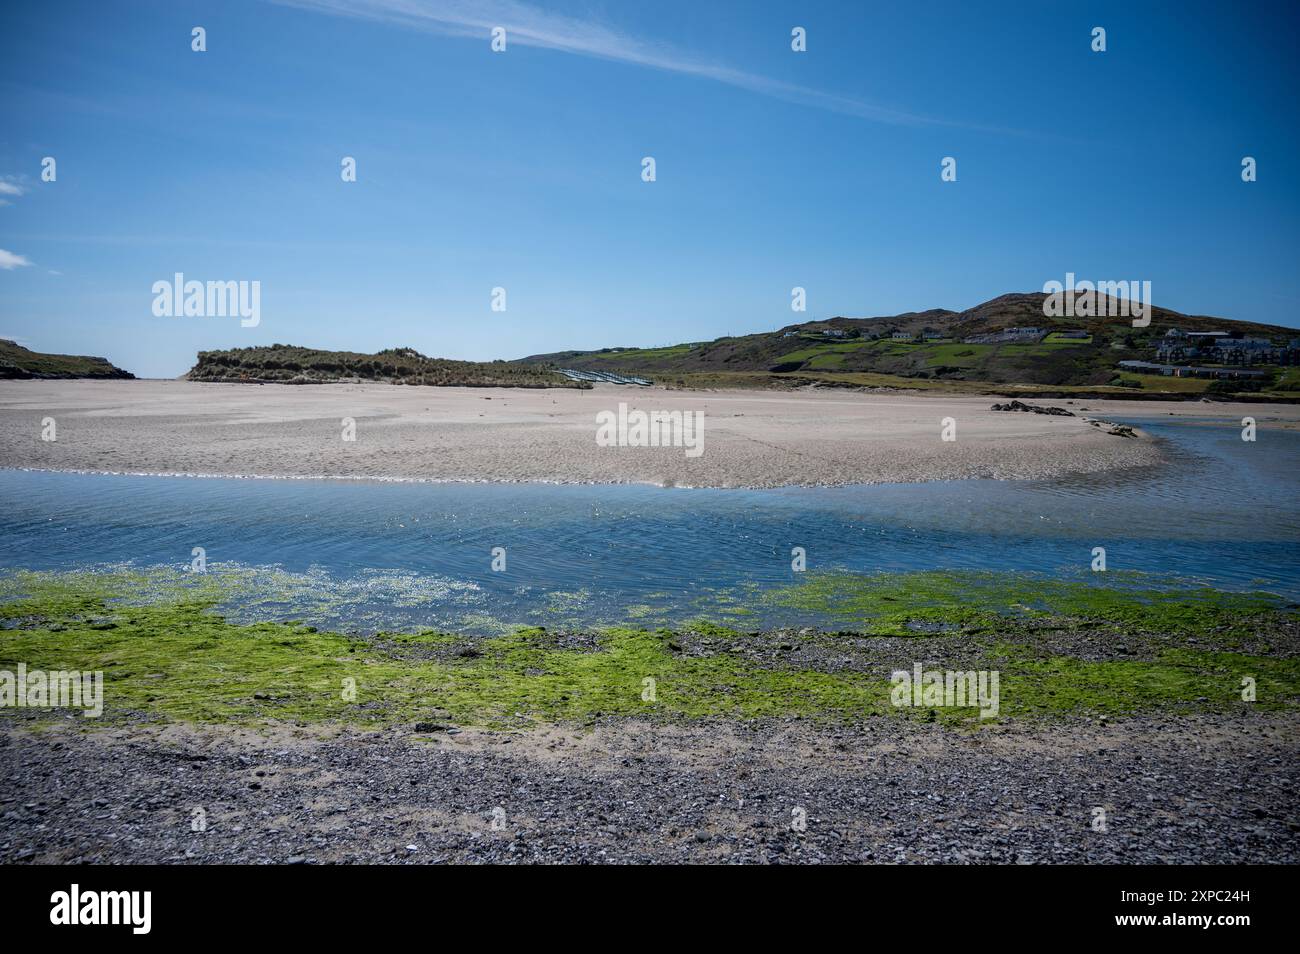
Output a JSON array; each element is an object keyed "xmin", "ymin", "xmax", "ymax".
[{"xmin": 1, "ymin": 416, "xmax": 1296, "ymax": 632}]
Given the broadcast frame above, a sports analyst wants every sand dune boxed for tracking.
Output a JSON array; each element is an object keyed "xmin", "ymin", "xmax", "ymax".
[{"xmin": 1, "ymin": 379, "xmax": 1276, "ymax": 488}]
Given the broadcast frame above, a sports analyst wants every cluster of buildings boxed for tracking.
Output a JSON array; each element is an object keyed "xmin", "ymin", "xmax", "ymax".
[
  {"xmin": 1117, "ymin": 327, "xmax": 1299, "ymax": 381},
  {"xmin": 1154, "ymin": 328, "xmax": 1298, "ymax": 366},
  {"xmin": 782, "ymin": 328, "xmax": 847, "ymax": 338},
  {"xmin": 961, "ymin": 326, "xmax": 1044, "ymax": 344},
  {"xmin": 890, "ymin": 330, "xmax": 946, "ymax": 341},
  {"xmin": 1117, "ymin": 359, "xmax": 1268, "ymax": 381},
  {"xmin": 782, "ymin": 327, "xmax": 948, "ymax": 342}
]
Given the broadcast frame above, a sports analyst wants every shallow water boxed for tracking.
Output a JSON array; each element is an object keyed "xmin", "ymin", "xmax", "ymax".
[{"xmin": 1, "ymin": 416, "xmax": 1297, "ymax": 632}]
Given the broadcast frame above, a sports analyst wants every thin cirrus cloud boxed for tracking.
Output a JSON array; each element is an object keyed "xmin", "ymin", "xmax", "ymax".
[
  {"xmin": 0, "ymin": 178, "xmax": 26, "ymax": 207},
  {"xmin": 270, "ymin": 0, "xmax": 1026, "ymax": 134}
]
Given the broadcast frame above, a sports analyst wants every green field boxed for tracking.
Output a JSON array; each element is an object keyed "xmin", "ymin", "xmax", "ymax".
[
  {"xmin": 997, "ymin": 340, "xmax": 1093, "ymax": 355},
  {"xmin": 1116, "ymin": 372, "xmax": 1211, "ymax": 393},
  {"xmin": 1269, "ymin": 368, "xmax": 1300, "ymax": 392},
  {"xmin": 774, "ymin": 339, "xmax": 875, "ymax": 363},
  {"xmin": 585, "ymin": 344, "xmax": 694, "ymax": 362},
  {"xmin": 923, "ymin": 344, "xmax": 991, "ymax": 367}
]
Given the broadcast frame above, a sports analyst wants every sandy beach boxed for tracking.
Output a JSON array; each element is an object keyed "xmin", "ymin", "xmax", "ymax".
[{"xmin": 2, "ymin": 379, "xmax": 1291, "ymax": 488}]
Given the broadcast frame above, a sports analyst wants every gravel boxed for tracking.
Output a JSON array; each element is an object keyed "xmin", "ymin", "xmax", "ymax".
[{"xmin": 2, "ymin": 711, "xmax": 1295, "ymax": 864}]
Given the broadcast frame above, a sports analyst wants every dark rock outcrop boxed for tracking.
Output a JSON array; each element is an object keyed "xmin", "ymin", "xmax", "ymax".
[{"xmin": 990, "ymin": 400, "xmax": 1074, "ymax": 416}]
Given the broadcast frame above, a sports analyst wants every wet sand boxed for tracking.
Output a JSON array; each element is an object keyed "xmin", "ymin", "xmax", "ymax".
[{"xmin": 1, "ymin": 379, "xmax": 1283, "ymax": 488}]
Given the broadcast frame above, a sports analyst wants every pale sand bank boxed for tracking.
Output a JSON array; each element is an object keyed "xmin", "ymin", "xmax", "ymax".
[{"xmin": 3, "ymin": 379, "xmax": 1286, "ymax": 489}]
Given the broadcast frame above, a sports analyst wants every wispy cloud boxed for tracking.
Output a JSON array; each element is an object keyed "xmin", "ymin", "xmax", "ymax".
[
  {"xmin": 0, "ymin": 177, "xmax": 26, "ymax": 206},
  {"xmin": 271, "ymin": 0, "xmax": 1021, "ymax": 133},
  {"xmin": 0, "ymin": 249, "xmax": 34, "ymax": 269}
]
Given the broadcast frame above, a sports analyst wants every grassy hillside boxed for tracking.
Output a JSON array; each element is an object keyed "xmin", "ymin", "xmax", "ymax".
[
  {"xmin": 520, "ymin": 292, "xmax": 1299, "ymax": 399},
  {"xmin": 187, "ymin": 344, "xmax": 586, "ymax": 389},
  {"xmin": 0, "ymin": 339, "xmax": 134, "ymax": 380}
]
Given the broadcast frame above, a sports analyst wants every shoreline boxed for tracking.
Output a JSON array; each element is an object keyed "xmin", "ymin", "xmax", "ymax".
[
  {"xmin": 5, "ymin": 536, "xmax": 1297, "ymax": 865},
  {"xmin": 3, "ymin": 379, "xmax": 1295, "ymax": 489},
  {"xmin": 0, "ymin": 458, "xmax": 1170, "ymax": 491},
  {"xmin": 0, "ymin": 379, "xmax": 1198, "ymax": 489},
  {"xmin": 4, "ymin": 586, "xmax": 1298, "ymax": 864}
]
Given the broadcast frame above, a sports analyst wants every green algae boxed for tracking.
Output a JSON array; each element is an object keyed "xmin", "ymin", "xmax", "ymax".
[
  {"xmin": 1, "ymin": 570, "xmax": 1296, "ymax": 729},
  {"xmin": 761, "ymin": 569, "xmax": 1289, "ymax": 640},
  {"xmin": 0, "ymin": 593, "xmax": 886, "ymax": 726},
  {"xmin": 0, "ymin": 564, "xmax": 488, "ymax": 633},
  {"xmin": 985, "ymin": 643, "xmax": 1300, "ymax": 719}
]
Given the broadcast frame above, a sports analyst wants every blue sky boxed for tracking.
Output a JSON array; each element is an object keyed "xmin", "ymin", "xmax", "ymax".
[{"xmin": 2, "ymin": 0, "xmax": 1298, "ymax": 378}]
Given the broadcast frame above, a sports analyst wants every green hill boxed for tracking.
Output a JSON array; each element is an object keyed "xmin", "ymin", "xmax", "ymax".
[
  {"xmin": 0, "ymin": 339, "xmax": 135, "ymax": 380},
  {"xmin": 519, "ymin": 293, "xmax": 1300, "ymax": 398},
  {"xmin": 186, "ymin": 344, "xmax": 586, "ymax": 389}
]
